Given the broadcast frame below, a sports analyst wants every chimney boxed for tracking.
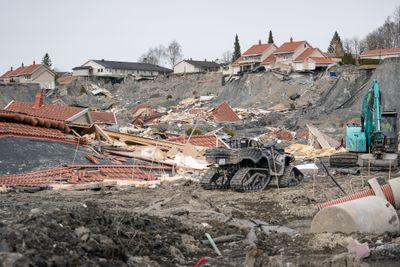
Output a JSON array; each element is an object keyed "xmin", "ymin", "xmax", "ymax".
[
  {"xmin": 290, "ymin": 37, "xmax": 293, "ymax": 43},
  {"xmin": 21, "ymin": 63, "xmax": 24, "ymax": 68},
  {"xmin": 33, "ymin": 60, "xmax": 36, "ymax": 65},
  {"xmin": 259, "ymin": 40, "xmax": 261, "ymax": 45},
  {"xmin": 33, "ymin": 90, "xmax": 44, "ymax": 109}
]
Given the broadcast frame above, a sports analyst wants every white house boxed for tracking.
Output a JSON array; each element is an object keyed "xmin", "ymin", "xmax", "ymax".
[
  {"xmin": 232, "ymin": 41, "xmax": 277, "ymax": 73},
  {"xmin": 0, "ymin": 62, "xmax": 56, "ymax": 89},
  {"xmin": 173, "ymin": 59, "xmax": 221, "ymax": 74},
  {"xmin": 359, "ymin": 48, "xmax": 400, "ymax": 60},
  {"xmin": 72, "ymin": 59, "xmax": 172, "ymax": 78},
  {"xmin": 293, "ymin": 48, "xmax": 335, "ymax": 71},
  {"xmin": 273, "ymin": 39, "xmax": 312, "ymax": 67}
]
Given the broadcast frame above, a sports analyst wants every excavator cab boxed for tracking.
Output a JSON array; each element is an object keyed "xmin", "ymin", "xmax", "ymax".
[{"xmin": 380, "ymin": 111, "xmax": 398, "ymax": 153}]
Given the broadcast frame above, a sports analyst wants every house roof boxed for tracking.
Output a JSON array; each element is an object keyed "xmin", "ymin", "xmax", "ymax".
[
  {"xmin": 0, "ymin": 121, "xmax": 66, "ymax": 139},
  {"xmin": 72, "ymin": 66, "xmax": 92, "ymax": 70},
  {"xmin": 360, "ymin": 48, "xmax": 400, "ymax": 56},
  {"xmin": 0, "ymin": 63, "xmax": 44, "ymax": 79},
  {"xmin": 168, "ymin": 134, "xmax": 227, "ymax": 148},
  {"xmin": 232, "ymin": 56, "xmax": 244, "ymax": 65},
  {"xmin": 274, "ymin": 41, "xmax": 307, "ymax": 54},
  {"xmin": 242, "ymin": 43, "xmax": 274, "ymax": 56},
  {"xmin": 90, "ymin": 111, "xmax": 116, "ymax": 125},
  {"xmin": 5, "ymin": 102, "xmax": 85, "ymax": 121},
  {"xmin": 5, "ymin": 99, "xmax": 116, "ymax": 125},
  {"xmin": 309, "ymin": 57, "xmax": 335, "ymax": 64},
  {"xmin": 211, "ymin": 102, "xmax": 240, "ymax": 122},
  {"xmin": 262, "ymin": 54, "xmax": 276, "ymax": 64},
  {"xmin": 182, "ymin": 60, "xmax": 221, "ymax": 69},
  {"xmin": 91, "ymin": 60, "xmax": 172, "ymax": 73},
  {"xmin": 294, "ymin": 48, "xmax": 318, "ymax": 62}
]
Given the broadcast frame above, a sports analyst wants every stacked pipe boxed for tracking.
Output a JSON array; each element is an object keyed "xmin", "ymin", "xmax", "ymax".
[{"xmin": 317, "ymin": 177, "xmax": 400, "ymax": 210}]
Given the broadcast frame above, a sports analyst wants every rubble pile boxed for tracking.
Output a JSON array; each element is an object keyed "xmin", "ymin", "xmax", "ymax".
[{"xmin": 2, "ymin": 60, "xmax": 400, "ymax": 266}]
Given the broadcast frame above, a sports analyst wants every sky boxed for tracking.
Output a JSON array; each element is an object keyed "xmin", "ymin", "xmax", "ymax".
[{"xmin": 1, "ymin": 0, "xmax": 399, "ymax": 73}]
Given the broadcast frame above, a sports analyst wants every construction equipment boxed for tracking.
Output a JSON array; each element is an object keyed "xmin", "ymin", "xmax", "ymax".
[
  {"xmin": 200, "ymin": 138, "xmax": 304, "ymax": 192},
  {"xmin": 330, "ymin": 80, "xmax": 398, "ymax": 169}
]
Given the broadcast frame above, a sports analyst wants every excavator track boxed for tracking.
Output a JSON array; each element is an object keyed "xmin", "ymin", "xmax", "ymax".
[
  {"xmin": 200, "ymin": 167, "xmax": 231, "ymax": 190},
  {"xmin": 278, "ymin": 165, "xmax": 304, "ymax": 188},
  {"xmin": 230, "ymin": 168, "xmax": 272, "ymax": 192},
  {"xmin": 329, "ymin": 152, "xmax": 359, "ymax": 167}
]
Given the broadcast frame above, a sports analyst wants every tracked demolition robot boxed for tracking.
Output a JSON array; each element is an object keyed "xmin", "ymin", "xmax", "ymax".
[
  {"xmin": 330, "ymin": 80, "xmax": 399, "ymax": 169},
  {"xmin": 200, "ymin": 138, "xmax": 304, "ymax": 192}
]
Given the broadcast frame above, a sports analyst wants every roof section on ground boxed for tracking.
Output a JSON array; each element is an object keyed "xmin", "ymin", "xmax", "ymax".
[{"xmin": 211, "ymin": 102, "xmax": 240, "ymax": 122}]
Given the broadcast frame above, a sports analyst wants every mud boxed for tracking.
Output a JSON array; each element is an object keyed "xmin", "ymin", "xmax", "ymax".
[{"xmin": 1, "ymin": 170, "xmax": 400, "ymax": 266}]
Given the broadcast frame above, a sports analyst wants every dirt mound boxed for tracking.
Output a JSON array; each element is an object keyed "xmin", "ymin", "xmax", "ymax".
[{"xmin": 0, "ymin": 200, "xmax": 202, "ymax": 266}]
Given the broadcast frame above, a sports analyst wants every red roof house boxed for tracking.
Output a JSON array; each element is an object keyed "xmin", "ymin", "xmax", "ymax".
[
  {"xmin": 211, "ymin": 102, "xmax": 240, "ymax": 122},
  {"xmin": 234, "ymin": 41, "xmax": 277, "ymax": 72},
  {"xmin": 360, "ymin": 48, "xmax": 400, "ymax": 60},
  {"xmin": 0, "ymin": 62, "xmax": 56, "ymax": 89}
]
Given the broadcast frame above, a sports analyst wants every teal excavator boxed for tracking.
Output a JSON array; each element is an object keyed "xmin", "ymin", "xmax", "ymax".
[{"xmin": 330, "ymin": 80, "xmax": 399, "ymax": 169}]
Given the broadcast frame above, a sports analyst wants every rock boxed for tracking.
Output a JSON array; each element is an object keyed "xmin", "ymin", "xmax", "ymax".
[
  {"xmin": 29, "ymin": 208, "xmax": 43, "ymax": 216},
  {"xmin": 127, "ymin": 256, "xmax": 160, "ymax": 267},
  {"xmin": 75, "ymin": 226, "xmax": 91, "ymax": 241},
  {"xmin": 169, "ymin": 246, "xmax": 185, "ymax": 264},
  {"xmin": 0, "ymin": 252, "xmax": 29, "ymax": 267},
  {"xmin": 261, "ymin": 225, "xmax": 298, "ymax": 237},
  {"xmin": 0, "ymin": 241, "xmax": 9, "ymax": 253}
]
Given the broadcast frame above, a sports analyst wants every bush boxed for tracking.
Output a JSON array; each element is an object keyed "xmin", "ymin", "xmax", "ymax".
[
  {"xmin": 185, "ymin": 128, "xmax": 203, "ymax": 136},
  {"xmin": 289, "ymin": 102, "xmax": 296, "ymax": 110},
  {"xmin": 79, "ymin": 85, "xmax": 87, "ymax": 95},
  {"xmin": 166, "ymin": 94, "xmax": 172, "ymax": 99},
  {"xmin": 222, "ymin": 127, "xmax": 235, "ymax": 137},
  {"xmin": 359, "ymin": 58, "xmax": 381, "ymax": 65}
]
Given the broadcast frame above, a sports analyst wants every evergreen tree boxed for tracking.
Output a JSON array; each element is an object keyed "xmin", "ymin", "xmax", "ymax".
[
  {"xmin": 327, "ymin": 31, "xmax": 344, "ymax": 57},
  {"xmin": 42, "ymin": 53, "xmax": 52, "ymax": 68},
  {"xmin": 268, "ymin": 30, "xmax": 274, "ymax": 44},
  {"xmin": 232, "ymin": 34, "xmax": 241, "ymax": 62},
  {"xmin": 342, "ymin": 52, "xmax": 356, "ymax": 65}
]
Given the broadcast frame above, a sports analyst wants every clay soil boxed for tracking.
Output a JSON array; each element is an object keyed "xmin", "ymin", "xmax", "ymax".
[{"xmin": 1, "ymin": 168, "xmax": 399, "ymax": 266}]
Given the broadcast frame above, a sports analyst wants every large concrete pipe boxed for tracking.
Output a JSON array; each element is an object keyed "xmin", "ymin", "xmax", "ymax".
[{"xmin": 311, "ymin": 196, "xmax": 399, "ymax": 234}]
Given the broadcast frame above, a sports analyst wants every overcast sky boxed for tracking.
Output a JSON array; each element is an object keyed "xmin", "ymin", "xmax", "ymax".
[{"xmin": 1, "ymin": 0, "xmax": 399, "ymax": 73}]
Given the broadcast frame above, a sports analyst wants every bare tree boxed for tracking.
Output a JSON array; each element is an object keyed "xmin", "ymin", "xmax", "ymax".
[
  {"xmin": 221, "ymin": 50, "xmax": 232, "ymax": 63},
  {"xmin": 166, "ymin": 40, "xmax": 183, "ymax": 67},
  {"xmin": 138, "ymin": 45, "xmax": 167, "ymax": 66}
]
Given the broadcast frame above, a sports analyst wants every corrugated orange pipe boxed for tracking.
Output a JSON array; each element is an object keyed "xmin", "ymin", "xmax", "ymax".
[{"xmin": 318, "ymin": 184, "xmax": 395, "ymax": 209}]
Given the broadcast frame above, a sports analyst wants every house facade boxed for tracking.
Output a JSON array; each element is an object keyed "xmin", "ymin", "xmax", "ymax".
[
  {"xmin": 273, "ymin": 39, "xmax": 312, "ymax": 67},
  {"xmin": 0, "ymin": 62, "xmax": 55, "ymax": 89},
  {"xmin": 293, "ymin": 48, "xmax": 335, "ymax": 71},
  {"xmin": 359, "ymin": 48, "xmax": 400, "ymax": 60},
  {"xmin": 232, "ymin": 41, "xmax": 277, "ymax": 73},
  {"xmin": 173, "ymin": 60, "xmax": 221, "ymax": 74},
  {"xmin": 72, "ymin": 59, "xmax": 172, "ymax": 78}
]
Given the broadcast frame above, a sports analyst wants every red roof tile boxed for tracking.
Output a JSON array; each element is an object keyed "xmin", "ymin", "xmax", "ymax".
[
  {"xmin": 232, "ymin": 56, "xmax": 244, "ymax": 65},
  {"xmin": 262, "ymin": 54, "xmax": 276, "ymax": 64},
  {"xmin": 309, "ymin": 57, "xmax": 335, "ymax": 64},
  {"xmin": 294, "ymin": 48, "xmax": 317, "ymax": 62},
  {"xmin": 0, "ymin": 63, "xmax": 43, "ymax": 79},
  {"xmin": 168, "ymin": 135, "xmax": 227, "ymax": 148},
  {"xmin": 6, "ymin": 102, "xmax": 84, "ymax": 121},
  {"xmin": 243, "ymin": 43, "xmax": 274, "ymax": 56},
  {"xmin": 211, "ymin": 102, "xmax": 240, "ymax": 122},
  {"xmin": 0, "ymin": 165, "xmax": 156, "ymax": 187},
  {"xmin": 360, "ymin": 48, "xmax": 400, "ymax": 56},
  {"xmin": 0, "ymin": 122, "xmax": 66, "ymax": 139},
  {"xmin": 274, "ymin": 41, "xmax": 307, "ymax": 54},
  {"xmin": 90, "ymin": 111, "xmax": 116, "ymax": 125}
]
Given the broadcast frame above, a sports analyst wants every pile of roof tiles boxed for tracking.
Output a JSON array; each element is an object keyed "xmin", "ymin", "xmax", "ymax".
[{"xmin": 0, "ymin": 165, "xmax": 162, "ymax": 188}]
